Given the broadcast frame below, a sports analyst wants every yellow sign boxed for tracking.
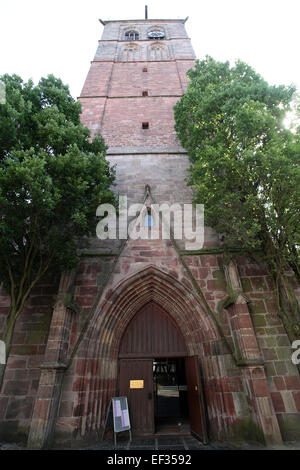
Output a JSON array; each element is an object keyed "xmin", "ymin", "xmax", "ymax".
[{"xmin": 130, "ymin": 380, "xmax": 144, "ymax": 389}]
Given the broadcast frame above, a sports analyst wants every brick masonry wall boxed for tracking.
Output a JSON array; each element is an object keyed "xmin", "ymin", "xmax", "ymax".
[
  {"xmin": 182, "ymin": 254, "xmax": 300, "ymax": 437},
  {"xmin": 79, "ymin": 60, "xmax": 194, "ymax": 144},
  {"xmin": 108, "ymin": 62, "xmax": 185, "ymax": 96},
  {"xmin": 237, "ymin": 256, "xmax": 300, "ymax": 439},
  {"xmin": 53, "ymin": 239, "xmax": 240, "ymax": 445},
  {"xmin": 80, "ymin": 62, "xmax": 113, "ymax": 96},
  {"xmin": 81, "ymin": 61, "xmax": 193, "ymax": 98},
  {"xmin": 0, "ymin": 275, "xmax": 59, "ymax": 442},
  {"xmin": 101, "ymin": 96, "xmax": 181, "ymax": 148},
  {"xmin": 51, "ymin": 239, "xmax": 290, "ymax": 445},
  {"xmin": 1, "ymin": 240, "xmax": 299, "ymax": 443}
]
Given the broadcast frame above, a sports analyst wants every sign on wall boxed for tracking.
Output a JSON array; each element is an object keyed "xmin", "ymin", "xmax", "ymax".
[{"xmin": 130, "ymin": 379, "xmax": 144, "ymax": 389}]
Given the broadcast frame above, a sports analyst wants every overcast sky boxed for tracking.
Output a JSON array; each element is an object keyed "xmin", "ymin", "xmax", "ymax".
[{"xmin": 0, "ymin": 0, "xmax": 299, "ymax": 98}]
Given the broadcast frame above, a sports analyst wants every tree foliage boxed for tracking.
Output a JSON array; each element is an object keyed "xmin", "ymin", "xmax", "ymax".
[
  {"xmin": 174, "ymin": 57, "xmax": 300, "ymax": 340},
  {"xmin": 0, "ymin": 74, "xmax": 116, "ymax": 384}
]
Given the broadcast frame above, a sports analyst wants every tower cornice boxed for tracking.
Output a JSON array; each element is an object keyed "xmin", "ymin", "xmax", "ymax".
[{"xmin": 99, "ymin": 18, "xmax": 188, "ymax": 25}]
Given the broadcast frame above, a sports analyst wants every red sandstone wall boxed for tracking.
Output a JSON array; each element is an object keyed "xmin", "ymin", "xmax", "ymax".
[
  {"xmin": 51, "ymin": 243, "xmax": 300, "ymax": 445},
  {"xmin": 79, "ymin": 59, "xmax": 194, "ymax": 146},
  {"xmin": 0, "ymin": 275, "xmax": 59, "ymax": 441},
  {"xmin": 1, "ymin": 245, "xmax": 299, "ymax": 444}
]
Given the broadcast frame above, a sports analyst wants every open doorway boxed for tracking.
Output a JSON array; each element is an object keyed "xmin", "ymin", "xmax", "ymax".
[
  {"xmin": 153, "ymin": 358, "xmax": 190, "ymax": 434},
  {"xmin": 118, "ymin": 303, "xmax": 208, "ymax": 441}
]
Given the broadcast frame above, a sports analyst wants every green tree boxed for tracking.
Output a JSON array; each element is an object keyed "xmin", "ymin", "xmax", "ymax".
[
  {"xmin": 174, "ymin": 57, "xmax": 300, "ymax": 342},
  {"xmin": 0, "ymin": 74, "xmax": 116, "ymax": 388}
]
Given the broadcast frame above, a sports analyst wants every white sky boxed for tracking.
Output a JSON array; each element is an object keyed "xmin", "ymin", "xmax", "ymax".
[{"xmin": 0, "ymin": 0, "xmax": 299, "ymax": 98}]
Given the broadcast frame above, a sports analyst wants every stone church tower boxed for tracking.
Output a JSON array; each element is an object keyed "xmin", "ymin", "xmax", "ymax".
[{"xmin": 1, "ymin": 15, "xmax": 300, "ymax": 449}]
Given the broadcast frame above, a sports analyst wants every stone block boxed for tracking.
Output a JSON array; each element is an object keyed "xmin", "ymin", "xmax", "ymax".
[
  {"xmin": 277, "ymin": 413, "xmax": 300, "ymax": 440},
  {"xmin": 262, "ymin": 348, "xmax": 278, "ymax": 361},
  {"xmin": 276, "ymin": 336, "xmax": 291, "ymax": 347},
  {"xmin": 252, "ymin": 315, "xmax": 267, "ymax": 327},
  {"xmin": 293, "ymin": 391, "xmax": 300, "ymax": 412},
  {"xmin": 6, "ymin": 397, "xmax": 34, "ymax": 420},
  {"xmin": 241, "ymin": 278, "xmax": 252, "ymax": 292},
  {"xmin": 264, "ymin": 362, "xmax": 276, "ymax": 377},
  {"xmin": 3, "ymin": 380, "xmax": 30, "ymax": 396},
  {"xmin": 250, "ymin": 300, "xmax": 266, "ymax": 314},
  {"xmin": 252, "ymin": 379, "xmax": 270, "ymax": 397},
  {"xmin": 271, "ymin": 392, "xmax": 285, "ymax": 413},
  {"xmin": 25, "ymin": 330, "xmax": 47, "ymax": 345},
  {"xmin": 277, "ymin": 348, "xmax": 292, "ymax": 360},
  {"xmin": 273, "ymin": 376, "xmax": 286, "ymax": 391},
  {"xmin": 284, "ymin": 376, "xmax": 300, "ymax": 391},
  {"xmin": 0, "ymin": 397, "xmax": 9, "ymax": 419},
  {"xmin": 207, "ymin": 279, "xmax": 227, "ymax": 291},
  {"xmin": 281, "ymin": 391, "xmax": 297, "ymax": 412},
  {"xmin": 274, "ymin": 361, "xmax": 288, "ymax": 376},
  {"xmin": 264, "ymin": 337, "xmax": 277, "ymax": 348}
]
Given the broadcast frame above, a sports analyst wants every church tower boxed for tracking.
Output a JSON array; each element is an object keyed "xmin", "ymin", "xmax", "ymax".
[
  {"xmin": 23, "ymin": 14, "xmax": 300, "ymax": 449},
  {"xmin": 79, "ymin": 17, "xmax": 196, "ymax": 210}
]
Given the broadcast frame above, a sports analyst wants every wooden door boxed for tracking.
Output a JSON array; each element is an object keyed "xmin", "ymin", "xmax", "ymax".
[
  {"xmin": 118, "ymin": 358, "xmax": 154, "ymax": 434},
  {"xmin": 185, "ymin": 356, "xmax": 208, "ymax": 443},
  {"xmin": 119, "ymin": 302, "xmax": 186, "ymax": 358}
]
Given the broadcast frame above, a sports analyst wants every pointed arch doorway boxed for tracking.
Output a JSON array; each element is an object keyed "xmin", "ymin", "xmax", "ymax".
[{"xmin": 118, "ymin": 301, "xmax": 208, "ymax": 442}]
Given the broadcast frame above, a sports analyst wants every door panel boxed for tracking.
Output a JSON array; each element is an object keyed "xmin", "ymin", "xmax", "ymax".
[
  {"xmin": 119, "ymin": 302, "xmax": 186, "ymax": 358},
  {"xmin": 185, "ymin": 356, "xmax": 208, "ymax": 443},
  {"xmin": 118, "ymin": 358, "xmax": 154, "ymax": 434}
]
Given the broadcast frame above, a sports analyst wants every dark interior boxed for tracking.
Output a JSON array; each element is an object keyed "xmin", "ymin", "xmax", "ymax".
[{"xmin": 153, "ymin": 358, "xmax": 189, "ymax": 433}]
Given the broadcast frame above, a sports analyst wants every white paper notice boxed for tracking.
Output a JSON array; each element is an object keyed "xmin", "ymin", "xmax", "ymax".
[
  {"xmin": 122, "ymin": 409, "xmax": 129, "ymax": 427},
  {"xmin": 114, "ymin": 400, "xmax": 121, "ymax": 417},
  {"xmin": 0, "ymin": 340, "xmax": 5, "ymax": 364}
]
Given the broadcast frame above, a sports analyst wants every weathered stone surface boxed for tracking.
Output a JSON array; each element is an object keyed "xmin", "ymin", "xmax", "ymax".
[
  {"xmin": 6, "ymin": 397, "xmax": 34, "ymax": 420},
  {"xmin": 1, "ymin": 15, "xmax": 299, "ymax": 450}
]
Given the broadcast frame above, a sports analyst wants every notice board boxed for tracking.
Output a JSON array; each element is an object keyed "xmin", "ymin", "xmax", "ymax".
[{"xmin": 111, "ymin": 396, "xmax": 131, "ymax": 433}]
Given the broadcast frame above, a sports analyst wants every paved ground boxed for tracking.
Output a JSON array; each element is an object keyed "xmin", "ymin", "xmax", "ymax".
[
  {"xmin": 1, "ymin": 436, "xmax": 300, "ymax": 450},
  {"xmin": 80, "ymin": 436, "xmax": 300, "ymax": 451},
  {"xmin": 81, "ymin": 436, "xmax": 233, "ymax": 451}
]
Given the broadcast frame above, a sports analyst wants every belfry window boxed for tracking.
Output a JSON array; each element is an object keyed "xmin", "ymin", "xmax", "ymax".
[{"xmin": 125, "ymin": 30, "xmax": 139, "ymax": 41}]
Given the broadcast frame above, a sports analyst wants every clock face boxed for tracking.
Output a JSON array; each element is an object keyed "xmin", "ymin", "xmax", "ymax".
[{"xmin": 147, "ymin": 30, "xmax": 165, "ymax": 39}]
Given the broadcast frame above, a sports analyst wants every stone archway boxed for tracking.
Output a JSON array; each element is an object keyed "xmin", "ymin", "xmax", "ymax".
[
  {"xmin": 75, "ymin": 265, "xmax": 227, "ymax": 441},
  {"xmin": 28, "ymin": 262, "xmax": 284, "ymax": 448},
  {"xmin": 29, "ymin": 265, "xmax": 283, "ymax": 448}
]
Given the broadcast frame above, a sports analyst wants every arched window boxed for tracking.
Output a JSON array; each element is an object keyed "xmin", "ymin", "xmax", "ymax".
[
  {"xmin": 148, "ymin": 43, "xmax": 169, "ymax": 61},
  {"xmin": 144, "ymin": 207, "xmax": 154, "ymax": 227},
  {"xmin": 125, "ymin": 30, "xmax": 139, "ymax": 41},
  {"xmin": 120, "ymin": 43, "xmax": 139, "ymax": 62}
]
